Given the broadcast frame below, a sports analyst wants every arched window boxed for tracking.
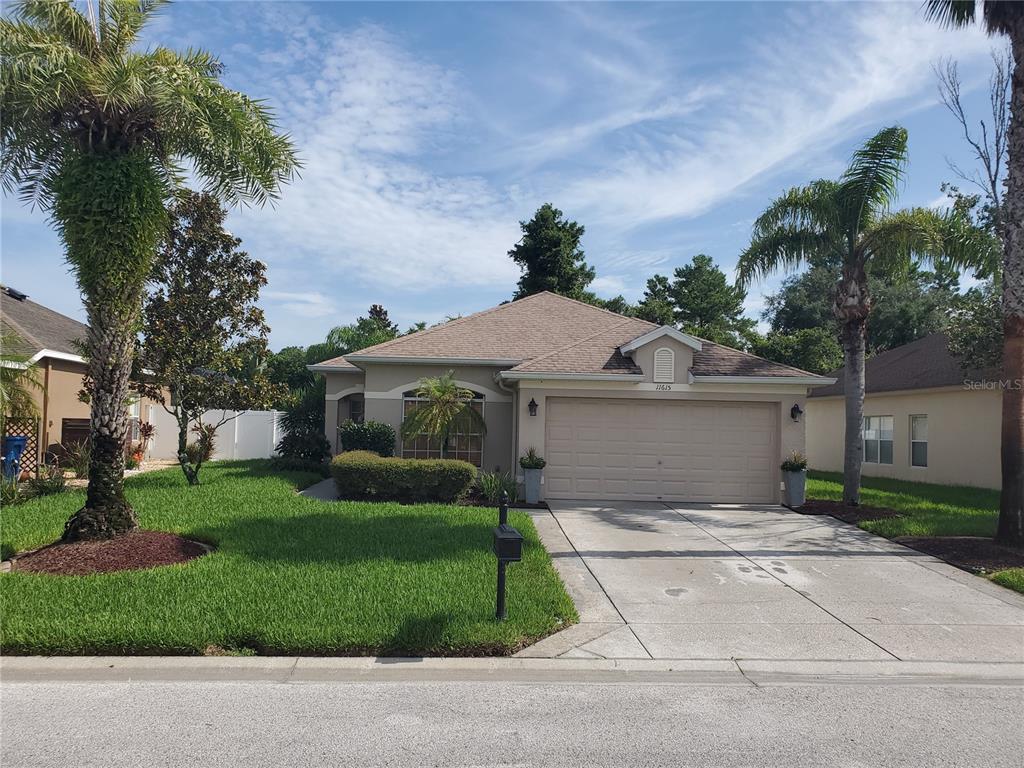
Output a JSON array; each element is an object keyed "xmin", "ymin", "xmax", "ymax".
[
  {"xmin": 653, "ymin": 347, "xmax": 675, "ymax": 383},
  {"xmin": 401, "ymin": 389, "xmax": 485, "ymax": 467}
]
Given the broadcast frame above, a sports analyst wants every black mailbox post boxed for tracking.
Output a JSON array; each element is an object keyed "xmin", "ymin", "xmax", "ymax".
[{"xmin": 492, "ymin": 492, "xmax": 524, "ymax": 620}]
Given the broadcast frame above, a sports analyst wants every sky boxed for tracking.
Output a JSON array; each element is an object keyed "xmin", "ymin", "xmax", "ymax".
[{"xmin": 0, "ymin": 0, "xmax": 1001, "ymax": 350}]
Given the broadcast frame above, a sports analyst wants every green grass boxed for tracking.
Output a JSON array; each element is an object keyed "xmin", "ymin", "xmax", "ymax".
[
  {"xmin": 0, "ymin": 461, "xmax": 577, "ymax": 656},
  {"xmin": 807, "ymin": 470, "xmax": 1021, "ymax": 594}
]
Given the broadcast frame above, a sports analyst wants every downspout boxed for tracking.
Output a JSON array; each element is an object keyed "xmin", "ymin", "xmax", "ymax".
[
  {"xmin": 495, "ymin": 372, "xmax": 518, "ymax": 475},
  {"xmin": 40, "ymin": 358, "xmax": 51, "ymax": 474}
]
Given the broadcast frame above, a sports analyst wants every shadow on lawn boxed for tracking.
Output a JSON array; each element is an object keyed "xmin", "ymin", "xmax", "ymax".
[{"xmin": 205, "ymin": 512, "xmax": 491, "ymax": 564}]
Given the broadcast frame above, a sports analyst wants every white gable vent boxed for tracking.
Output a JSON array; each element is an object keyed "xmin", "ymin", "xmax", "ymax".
[{"xmin": 653, "ymin": 347, "xmax": 675, "ymax": 383}]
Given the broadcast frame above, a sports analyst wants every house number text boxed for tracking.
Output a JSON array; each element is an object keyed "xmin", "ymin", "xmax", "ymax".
[{"xmin": 655, "ymin": 384, "xmax": 673, "ymax": 391}]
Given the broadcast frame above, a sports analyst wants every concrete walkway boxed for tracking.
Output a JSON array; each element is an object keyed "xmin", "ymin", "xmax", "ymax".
[{"xmin": 519, "ymin": 501, "xmax": 1024, "ymax": 662}]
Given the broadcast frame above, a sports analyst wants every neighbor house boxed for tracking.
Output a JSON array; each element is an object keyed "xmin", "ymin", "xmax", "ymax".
[
  {"xmin": 0, "ymin": 285, "xmax": 156, "ymax": 472},
  {"xmin": 310, "ymin": 292, "xmax": 834, "ymax": 503},
  {"xmin": 806, "ymin": 333, "xmax": 1000, "ymax": 490}
]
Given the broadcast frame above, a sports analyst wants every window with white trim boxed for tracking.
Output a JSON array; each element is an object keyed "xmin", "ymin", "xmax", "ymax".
[
  {"xmin": 863, "ymin": 415, "xmax": 894, "ymax": 465},
  {"xmin": 653, "ymin": 347, "xmax": 675, "ymax": 383},
  {"xmin": 910, "ymin": 415, "xmax": 928, "ymax": 468},
  {"xmin": 401, "ymin": 390, "xmax": 485, "ymax": 467}
]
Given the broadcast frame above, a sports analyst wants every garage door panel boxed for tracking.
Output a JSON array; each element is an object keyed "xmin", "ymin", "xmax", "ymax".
[{"xmin": 544, "ymin": 397, "xmax": 777, "ymax": 503}]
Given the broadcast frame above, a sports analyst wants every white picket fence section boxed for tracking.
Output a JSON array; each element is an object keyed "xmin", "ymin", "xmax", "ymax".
[{"xmin": 145, "ymin": 406, "xmax": 285, "ymax": 461}]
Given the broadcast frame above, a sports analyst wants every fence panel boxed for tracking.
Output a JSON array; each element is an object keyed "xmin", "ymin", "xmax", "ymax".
[
  {"xmin": 2, "ymin": 418, "xmax": 40, "ymax": 475},
  {"xmin": 145, "ymin": 407, "xmax": 284, "ymax": 461}
]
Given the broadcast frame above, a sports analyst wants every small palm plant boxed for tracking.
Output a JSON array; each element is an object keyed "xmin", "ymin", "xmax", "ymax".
[
  {"xmin": 1, "ymin": 0, "xmax": 298, "ymax": 540},
  {"xmin": 0, "ymin": 330, "xmax": 41, "ymax": 432},
  {"xmin": 400, "ymin": 371, "xmax": 486, "ymax": 459},
  {"xmin": 737, "ymin": 126, "xmax": 989, "ymax": 505}
]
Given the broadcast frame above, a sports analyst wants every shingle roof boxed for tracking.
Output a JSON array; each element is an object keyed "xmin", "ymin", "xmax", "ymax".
[
  {"xmin": 0, "ymin": 286, "xmax": 87, "ymax": 358},
  {"xmin": 312, "ymin": 291, "xmax": 829, "ymax": 380},
  {"xmin": 809, "ymin": 333, "xmax": 993, "ymax": 397}
]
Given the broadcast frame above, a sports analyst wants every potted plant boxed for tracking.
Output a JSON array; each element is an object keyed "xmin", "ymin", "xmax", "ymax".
[
  {"xmin": 781, "ymin": 451, "xmax": 808, "ymax": 507},
  {"xmin": 519, "ymin": 447, "xmax": 546, "ymax": 504}
]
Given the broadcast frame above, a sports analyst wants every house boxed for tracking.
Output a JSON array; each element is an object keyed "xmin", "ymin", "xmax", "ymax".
[
  {"xmin": 0, "ymin": 286, "xmax": 156, "ymax": 472},
  {"xmin": 310, "ymin": 292, "xmax": 834, "ymax": 503},
  {"xmin": 806, "ymin": 333, "xmax": 1000, "ymax": 490}
]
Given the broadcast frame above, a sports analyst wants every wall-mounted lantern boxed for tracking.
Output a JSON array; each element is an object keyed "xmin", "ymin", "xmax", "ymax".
[
  {"xmin": 527, "ymin": 398, "xmax": 539, "ymax": 417},
  {"xmin": 790, "ymin": 403, "xmax": 804, "ymax": 421}
]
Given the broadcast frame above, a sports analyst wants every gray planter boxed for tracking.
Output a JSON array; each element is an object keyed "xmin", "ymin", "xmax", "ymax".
[
  {"xmin": 523, "ymin": 467, "xmax": 542, "ymax": 504},
  {"xmin": 783, "ymin": 470, "xmax": 806, "ymax": 507}
]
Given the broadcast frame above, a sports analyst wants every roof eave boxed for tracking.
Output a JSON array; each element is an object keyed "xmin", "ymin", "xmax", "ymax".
[
  {"xmin": 498, "ymin": 371, "xmax": 644, "ymax": 382},
  {"xmin": 689, "ymin": 373, "xmax": 837, "ymax": 386},
  {"xmin": 345, "ymin": 355, "xmax": 522, "ymax": 366}
]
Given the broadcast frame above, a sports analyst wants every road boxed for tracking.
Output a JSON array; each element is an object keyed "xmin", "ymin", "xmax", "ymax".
[{"xmin": 3, "ymin": 670, "xmax": 1022, "ymax": 767}]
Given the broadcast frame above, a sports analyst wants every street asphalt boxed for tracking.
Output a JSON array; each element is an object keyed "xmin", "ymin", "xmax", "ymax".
[{"xmin": 3, "ymin": 672, "xmax": 1022, "ymax": 768}]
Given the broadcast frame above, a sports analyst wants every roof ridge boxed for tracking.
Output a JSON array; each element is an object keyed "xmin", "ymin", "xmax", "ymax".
[
  {"xmin": 697, "ymin": 337, "xmax": 824, "ymax": 378},
  {"xmin": 341, "ymin": 292, "xmax": 559, "ymax": 360},
  {"xmin": 511, "ymin": 317, "xmax": 642, "ymax": 371},
  {"xmin": 537, "ymin": 290, "xmax": 660, "ymax": 326}
]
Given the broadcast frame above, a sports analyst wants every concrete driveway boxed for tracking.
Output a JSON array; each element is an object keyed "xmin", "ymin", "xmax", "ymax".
[{"xmin": 520, "ymin": 501, "xmax": 1024, "ymax": 662}]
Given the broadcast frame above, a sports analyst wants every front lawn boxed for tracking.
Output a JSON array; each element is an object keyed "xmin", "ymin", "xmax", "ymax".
[
  {"xmin": 807, "ymin": 471, "xmax": 1023, "ymax": 593},
  {"xmin": 0, "ymin": 461, "xmax": 576, "ymax": 656}
]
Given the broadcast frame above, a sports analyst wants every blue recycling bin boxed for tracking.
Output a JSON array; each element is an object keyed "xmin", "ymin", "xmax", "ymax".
[{"xmin": 2, "ymin": 435, "xmax": 28, "ymax": 481}]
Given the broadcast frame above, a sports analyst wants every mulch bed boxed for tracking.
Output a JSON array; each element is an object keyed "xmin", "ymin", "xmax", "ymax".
[
  {"xmin": 10, "ymin": 530, "xmax": 209, "ymax": 576},
  {"xmin": 460, "ymin": 492, "xmax": 548, "ymax": 511},
  {"xmin": 791, "ymin": 498, "xmax": 903, "ymax": 524},
  {"xmin": 892, "ymin": 536, "xmax": 1024, "ymax": 574}
]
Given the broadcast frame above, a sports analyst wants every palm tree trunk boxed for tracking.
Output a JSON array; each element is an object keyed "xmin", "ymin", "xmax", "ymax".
[
  {"xmin": 996, "ymin": 21, "xmax": 1024, "ymax": 547},
  {"xmin": 62, "ymin": 305, "xmax": 139, "ymax": 541},
  {"xmin": 835, "ymin": 264, "xmax": 870, "ymax": 506}
]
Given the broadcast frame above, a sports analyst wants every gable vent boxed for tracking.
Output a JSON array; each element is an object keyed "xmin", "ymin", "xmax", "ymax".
[{"xmin": 653, "ymin": 347, "xmax": 674, "ymax": 383}]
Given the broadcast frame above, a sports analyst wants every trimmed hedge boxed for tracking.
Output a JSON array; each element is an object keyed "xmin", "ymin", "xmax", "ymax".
[
  {"xmin": 331, "ymin": 450, "xmax": 476, "ymax": 504},
  {"xmin": 338, "ymin": 420, "xmax": 396, "ymax": 457}
]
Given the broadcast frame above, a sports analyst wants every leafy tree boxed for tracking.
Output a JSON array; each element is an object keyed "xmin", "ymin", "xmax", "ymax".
[
  {"xmin": 949, "ymin": 281, "xmax": 1003, "ymax": 370},
  {"xmin": 305, "ymin": 305, "xmax": 401, "ymax": 366},
  {"xmin": 748, "ymin": 328, "xmax": 843, "ymax": 376},
  {"xmin": 266, "ymin": 346, "xmax": 313, "ymax": 402},
  {"xmin": 0, "ymin": 1, "xmax": 297, "ymax": 539},
  {"xmin": 763, "ymin": 267, "xmax": 840, "ymax": 336},
  {"xmin": 510, "ymin": 203, "xmax": 595, "ymax": 300},
  {"xmin": 928, "ymin": 0, "xmax": 1024, "ymax": 545},
  {"xmin": 737, "ymin": 126, "xmax": 987, "ymax": 504},
  {"xmin": 399, "ymin": 371, "xmax": 486, "ymax": 459},
  {"xmin": 636, "ymin": 275, "xmax": 676, "ymax": 325},
  {"xmin": 137, "ymin": 192, "xmax": 285, "ymax": 485},
  {"xmin": 581, "ymin": 292, "xmax": 636, "ymax": 316},
  {"xmin": 0, "ymin": 329, "xmax": 41, "ymax": 431}
]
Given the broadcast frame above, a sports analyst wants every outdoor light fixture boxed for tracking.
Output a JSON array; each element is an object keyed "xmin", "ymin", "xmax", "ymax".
[
  {"xmin": 528, "ymin": 398, "xmax": 539, "ymax": 417},
  {"xmin": 791, "ymin": 403, "xmax": 804, "ymax": 421}
]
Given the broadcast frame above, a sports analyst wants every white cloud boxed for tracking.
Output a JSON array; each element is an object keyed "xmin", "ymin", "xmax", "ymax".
[{"xmin": 263, "ymin": 290, "xmax": 338, "ymax": 319}]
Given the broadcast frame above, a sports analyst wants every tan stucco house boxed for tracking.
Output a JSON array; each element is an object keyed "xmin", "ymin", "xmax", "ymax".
[
  {"xmin": 806, "ymin": 333, "xmax": 1000, "ymax": 490},
  {"xmin": 310, "ymin": 292, "xmax": 834, "ymax": 503},
  {"xmin": 1, "ymin": 285, "xmax": 157, "ymax": 472}
]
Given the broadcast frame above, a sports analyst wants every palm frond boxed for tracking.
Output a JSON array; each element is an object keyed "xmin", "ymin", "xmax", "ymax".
[
  {"xmin": 837, "ymin": 125, "xmax": 908, "ymax": 229},
  {"xmin": 750, "ymin": 180, "xmax": 842, "ymax": 238},
  {"xmin": 11, "ymin": 0, "xmax": 98, "ymax": 57},
  {"xmin": 923, "ymin": 1, "xmax": 976, "ymax": 28},
  {"xmin": 736, "ymin": 227, "xmax": 834, "ymax": 287},
  {"xmin": 0, "ymin": 330, "xmax": 42, "ymax": 420},
  {"xmin": 863, "ymin": 206, "xmax": 995, "ymax": 275},
  {"xmin": 98, "ymin": 0, "xmax": 170, "ymax": 57}
]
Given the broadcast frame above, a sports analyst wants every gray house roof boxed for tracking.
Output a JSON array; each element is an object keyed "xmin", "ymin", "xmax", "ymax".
[
  {"xmin": 313, "ymin": 292, "xmax": 828, "ymax": 380},
  {"xmin": 809, "ymin": 333, "xmax": 994, "ymax": 398},
  {"xmin": 0, "ymin": 285, "xmax": 87, "ymax": 360}
]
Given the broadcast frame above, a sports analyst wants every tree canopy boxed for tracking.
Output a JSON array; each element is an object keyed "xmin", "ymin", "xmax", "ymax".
[{"xmin": 510, "ymin": 203, "xmax": 595, "ymax": 300}]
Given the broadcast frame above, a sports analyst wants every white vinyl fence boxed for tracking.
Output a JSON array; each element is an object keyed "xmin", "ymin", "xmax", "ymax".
[{"xmin": 145, "ymin": 407, "xmax": 285, "ymax": 461}]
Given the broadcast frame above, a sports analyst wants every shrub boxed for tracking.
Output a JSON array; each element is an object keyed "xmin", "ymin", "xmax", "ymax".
[
  {"xmin": 477, "ymin": 471, "xmax": 518, "ymax": 504},
  {"xmin": 191, "ymin": 422, "xmax": 218, "ymax": 462},
  {"xmin": 331, "ymin": 450, "xmax": 476, "ymax": 504},
  {"xmin": 269, "ymin": 455, "xmax": 330, "ymax": 478},
  {"xmin": 26, "ymin": 465, "xmax": 66, "ymax": 497},
  {"xmin": 275, "ymin": 430, "xmax": 330, "ymax": 463},
  {"xmin": 125, "ymin": 453, "xmax": 141, "ymax": 470},
  {"xmin": 62, "ymin": 441, "xmax": 90, "ymax": 478},
  {"xmin": 338, "ymin": 420, "xmax": 396, "ymax": 457}
]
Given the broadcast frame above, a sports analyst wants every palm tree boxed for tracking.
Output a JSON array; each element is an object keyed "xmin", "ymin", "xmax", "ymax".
[
  {"xmin": 1, "ymin": 1, "xmax": 298, "ymax": 541},
  {"xmin": 926, "ymin": 1, "xmax": 1024, "ymax": 547},
  {"xmin": 400, "ymin": 371, "xmax": 486, "ymax": 460},
  {"xmin": 0, "ymin": 330, "xmax": 42, "ymax": 430},
  {"xmin": 737, "ymin": 126, "xmax": 987, "ymax": 505}
]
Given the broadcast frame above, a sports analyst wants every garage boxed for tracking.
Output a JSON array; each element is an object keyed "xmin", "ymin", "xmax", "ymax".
[{"xmin": 544, "ymin": 397, "xmax": 778, "ymax": 503}]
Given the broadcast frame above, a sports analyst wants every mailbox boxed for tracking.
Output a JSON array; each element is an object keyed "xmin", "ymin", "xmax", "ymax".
[{"xmin": 492, "ymin": 524, "xmax": 524, "ymax": 562}]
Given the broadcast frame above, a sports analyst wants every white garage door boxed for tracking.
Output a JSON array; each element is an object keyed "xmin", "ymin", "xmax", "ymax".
[{"xmin": 544, "ymin": 397, "xmax": 778, "ymax": 503}]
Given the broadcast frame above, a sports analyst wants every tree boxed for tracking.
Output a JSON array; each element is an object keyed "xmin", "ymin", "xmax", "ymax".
[
  {"xmin": 636, "ymin": 275, "xmax": 676, "ymax": 325},
  {"xmin": 737, "ymin": 126, "xmax": 986, "ymax": 504},
  {"xmin": 266, "ymin": 346, "xmax": 314, "ymax": 402},
  {"xmin": 949, "ymin": 282, "xmax": 1004, "ymax": 370},
  {"xmin": 304, "ymin": 305, "xmax": 401, "ymax": 367},
  {"xmin": 399, "ymin": 371, "xmax": 486, "ymax": 459},
  {"xmin": 927, "ymin": 0, "xmax": 1024, "ymax": 545},
  {"xmin": 748, "ymin": 328, "xmax": 843, "ymax": 376},
  {"xmin": 0, "ymin": 329, "xmax": 41, "ymax": 430},
  {"xmin": 1, "ymin": 1, "xmax": 297, "ymax": 540},
  {"xmin": 137, "ymin": 192, "xmax": 285, "ymax": 485},
  {"xmin": 510, "ymin": 203, "xmax": 595, "ymax": 300},
  {"xmin": 667, "ymin": 255, "xmax": 755, "ymax": 346}
]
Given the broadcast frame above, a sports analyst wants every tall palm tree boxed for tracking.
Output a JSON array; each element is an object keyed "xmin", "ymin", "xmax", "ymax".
[
  {"xmin": 737, "ymin": 126, "xmax": 987, "ymax": 504},
  {"xmin": 926, "ymin": 1, "xmax": 1024, "ymax": 547},
  {"xmin": 1, "ymin": 1, "xmax": 298, "ymax": 541},
  {"xmin": 400, "ymin": 371, "xmax": 486, "ymax": 460}
]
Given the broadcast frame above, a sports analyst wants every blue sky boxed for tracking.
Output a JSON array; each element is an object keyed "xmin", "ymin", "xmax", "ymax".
[{"xmin": 0, "ymin": 1, "xmax": 999, "ymax": 349}]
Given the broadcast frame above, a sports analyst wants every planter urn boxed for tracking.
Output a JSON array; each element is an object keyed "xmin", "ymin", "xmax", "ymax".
[
  {"xmin": 783, "ymin": 469, "xmax": 806, "ymax": 507},
  {"xmin": 523, "ymin": 468, "xmax": 542, "ymax": 504}
]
